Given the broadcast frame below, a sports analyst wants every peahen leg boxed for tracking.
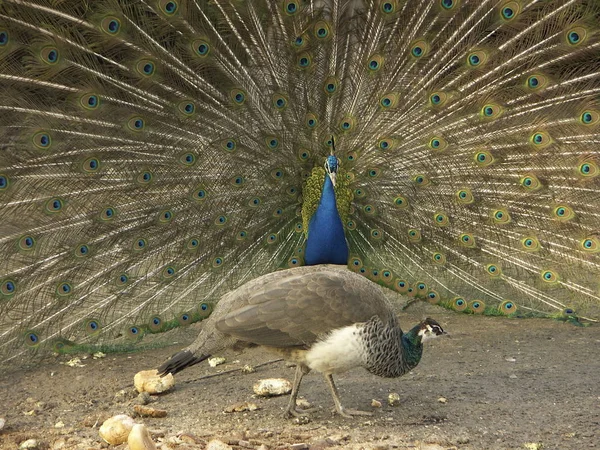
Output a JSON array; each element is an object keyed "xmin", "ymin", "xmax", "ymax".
[
  {"xmin": 284, "ymin": 364, "xmax": 317, "ymax": 418},
  {"xmin": 325, "ymin": 374, "xmax": 373, "ymax": 418}
]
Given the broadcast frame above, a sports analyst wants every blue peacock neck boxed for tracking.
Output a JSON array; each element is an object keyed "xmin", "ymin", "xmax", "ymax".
[{"xmin": 304, "ymin": 174, "xmax": 349, "ymax": 265}]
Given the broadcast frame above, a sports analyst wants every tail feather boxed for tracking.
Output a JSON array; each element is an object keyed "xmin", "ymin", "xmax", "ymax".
[{"xmin": 157, "ymin": 350, "xmax": 210, "ymax": 376}]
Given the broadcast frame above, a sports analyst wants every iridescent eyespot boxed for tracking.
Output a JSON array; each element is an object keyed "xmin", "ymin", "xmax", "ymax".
[
  {"xmin": 553, "ymin": 205, "xmax": 575, "ymax": 221},
  {"xmin": 0, "ymin": 174, "xmax": 8, "ymax": 190},
  {"xmin": 413, "ymin": 174, "xmax": 430, "ymax": 186},
  {"xmin": 33, "ymin": 132, "xmax": 51, "ymax": 149},
  {"xmin": 133, "ymin": 238, "xmax": 147, "ymax": 251},
  {"xmin": 486, "ymin": 264, "xmax": 502, "ymax": 277},
  {"xmin": 0, "ymin": 31, "xmax": 7, "ymax": 46},
  {"xmin": 433, "ymin": 212, "xmax": 449, "ymax": 226},
  {"xmin": 469, "ymin": 300, "xmax": 485, "ymax": 314},
  {"xmin": 297, "ymin": 52, "xmax": 312, "ymax": 69},
  {"xmin": 25, "ymin": 332, "xmax": 40, "ymax": 346},
  {"xmin": 408, "ymin": 229, "xmax": 422, "ymax": 242},
  {"xmin": 381, "ymin": 1, "xmax": 397, "ymax": 14},
  {"xmin": 101, "ymin": 17, "xmax": 121, "ymax": 35},
  {"xmin": 266, "ymin": 233, "xmax": 278, "ymax": 244},
  {"xmin": 83, "ymin": 157, "xmax": 100, "ymax": 173},
  {"xmin": 521, "ymin": 236, "xmax": 541, "ymax": 251},
  {"xmin": 187, "ymin": 238, "xmax": 199, "ymax": 249},
  {"xmin": 499, "ymin": 300, "xmax": 517, "ymax": 315},
  {"xmin": 467, "ymin": 50, "xmax": 487, "ymax": 68},
  {"xmin": 367, "ymin": 54, "xmax": 383, "ymax": 72},
  {"xmin": 230, "ymin": 89, "xmax": 247, "ymax": 105},
  {"xmin": 481, "ymin": 104, "xmax": 502, "ymax": 119},
  {"xmin": 159, "ymin": 0, "xmax": 178, "ymax": 15},
  {"xmin": 305, "ymin": 113, "xmax": 318, "ymax": 128},
  {"xmin": 85, "ymin": 319, "xmax": 101, "ymax": 334},
  {"xmin": 455, "ymin": 188, "xmax": 474, "ymax": 204},
  {"xmin": 57, "ymin": 282, "xmax": 72, "ymax": 296},
  {"xmin": 541, "ymin": 270, "xmax": 559, "ymax": 283},
  {"xmin": 137, "ymin": 171, "xmax": 153, "ymax": 185},
  {"xmin": 440, "ymin": 0, "xmax": 456, "ymax": 10},
  {"xmin": 1, "ymin": 279, "xmax": 16, "ymax": 296},
  {"xmin": 459, "ymin": 233, "xmax": 476, "ymax": 248},
  {"xmin": 394, "ymin": 196, "xmax": 408, "ymax": 209},
  {"xmin": 432, "ymin": 252, "xmax": 446, "ymax": 264},
  {"xmin": 492, "ymin": 208, "xmax": 511, "ymax": 224},
  {"xmin": 452, "ymin": 297, "xmax": 468, "ymax": 311},
  {"xmin": 580, "ymin": 236, "xmax": 599, "ymax": 253},
  {"xmin": 314, "ymin": 21, "xmax": 331, "ymax": 40},
  {"xmin": 323, "ymin": 77, "xmax": 339, "ymax": 94},
  {"xmin": 193, "ymin": 39, "xmax": 210, "ymax": 57},
  {"xmin": 40, "ymin": 46, "xmax": 59, "ymax": 65},
  {"xmin": 18, "ymin": 235, "xmax": 35, "ymax": 251},
  {"xmin": 370, "ymin": 229, "xmax": 382, "ymax": 239},
  {"xmin": 127, "ymin": 117, "xmax": 145, "ymax": 131},
  {"xmin": 284, "ymin": 1, "xmax": 300, "ymax": 15},
  {"xmin": 580, "ymin": 110, "xmax": 599, "ymax": 126},
  {"xmin": 80, "ymin": 93, "xmax": 100, "ymax": 110},
  {"xmin": 163, "ymin": 266, "xmax": 176, "ymax": 278},
  {"xmin": 75, "ymin": 244, "xmax": 90, "ymax": 257},
  {"xmin": 410, "ymin": 39, "xmax": 429, "ymax": 58},
  {"xmin": 530, "ymin": 131, "xmax": 551, "ymax": 148},
  {"xmin": 46, "ymin": 198, "xmax": 64, "ymax": 213},
  {"xmin": 266, "ymin": 136, "xmax": 279, "ymax": 149},
  {"xmin": 428, "ymin": 136, "xmax": 447, "ymax": 151},
  {"xmin": 136, "ymin": 60, "xmax": 155, "ymax": 76},
  {"xmin": 212, "ymin": 257, "xmax": 223, "ymax": 267},
  {"xmin": 474, "ymin": 151, "xmax": 494, "ymax": 167},
  {"xmin": 566, "ymin": 27, "xmax": 587, "ymax": 46},
  {"xmin": 520, "ymin": 174, "xmax": 542, "ymax": 190},
  {"xmin": 273, "ymin": 93, "xmax": 288, "ymax": 110},
  {"xmin": 116, "ymin": 273, "xmax": 129, "ymax": 286},
  {"xmin": 500, "ymin": 2, "xmax": 520, "ymax": 21}
]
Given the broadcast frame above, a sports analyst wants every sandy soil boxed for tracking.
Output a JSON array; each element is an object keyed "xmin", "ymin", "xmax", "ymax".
[{"xmin": 0, "ymin": 304, "xmax": 598, "ymax": 450}]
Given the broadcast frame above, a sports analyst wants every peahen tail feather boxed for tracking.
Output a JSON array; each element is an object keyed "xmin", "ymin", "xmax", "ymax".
[{"xmin": 1, "ymin": 0, "xmax": 599, "ymax": 365}]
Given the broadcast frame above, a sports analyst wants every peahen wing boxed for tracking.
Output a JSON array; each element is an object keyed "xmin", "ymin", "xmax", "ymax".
[{"xmin": 214, "ymin": 265, "xmax": 395, "ymax": 348}]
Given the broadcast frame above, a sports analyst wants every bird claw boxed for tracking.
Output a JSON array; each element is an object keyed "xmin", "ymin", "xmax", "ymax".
[{"xmin": 283, "ymin": 406, "xmax": 317, "ymax": 419}]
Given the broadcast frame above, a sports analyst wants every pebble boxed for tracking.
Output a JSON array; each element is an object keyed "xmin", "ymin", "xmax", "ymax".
[
  {"xmin": 371, "ymin": 399, "xmax": 382, "ymax": 408},
  {"xmin": 128, "ymin": 423, "xmax": 157, "ymax": 450},
  {"xmin": 206, "ymin": 439, "xmax": 233, "ymax": 450},
  {"xmin": 290, "ymin": 444, "xmax": 309, "ymax": 450},
  {"xmin": 224, "ymin": 402, "xmax": 259, "ymax": 413},
  {"xmin": 0, "ymin": 417, "xmax": 5, "ymax": 431},
  {"xmin": 388, "ymin": 393, "xmax": 401, "ymax": 406},
  {"xmin": 133, "ymin": 404, "xmax": 168, "ymax": 418},
  {"xmin": 19, "ymin": 439, "xmax": 39, "ymax": 449},
  {"xmin": 134, "ymin": 369, "xmax": 175, "ymax": 394},
  {"xmin": 253, "ymin": 378, "xmax": 292, "ymax": 397},
  {"xmin": 208, "ymin": 356, "xmax": 227, "ymax": 367},
  {"xmin": 438, "ymin": 397, "xmax": 447, "ymax": 404}
]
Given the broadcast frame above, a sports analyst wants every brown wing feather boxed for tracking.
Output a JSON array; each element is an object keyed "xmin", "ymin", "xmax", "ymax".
[{"xmin": 214, "ymin": 265, "xmax": 395, "ymax": 348}]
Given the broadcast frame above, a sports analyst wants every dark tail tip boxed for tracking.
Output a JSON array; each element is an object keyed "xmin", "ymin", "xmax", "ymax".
[{"xmin": 157, "ymin": 350, "xmax": 210, "ymax": 376}]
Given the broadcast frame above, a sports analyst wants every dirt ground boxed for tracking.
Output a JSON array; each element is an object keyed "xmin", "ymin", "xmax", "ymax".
[{"xmin": 1, "ymin": 303, "xmax": 598, "ymax": 450}]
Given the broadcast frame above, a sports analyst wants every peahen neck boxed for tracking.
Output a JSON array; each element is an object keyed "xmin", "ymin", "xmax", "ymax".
[
  {"xmin": 304, "ymin": 175, "xmax": 349, "ymax": 265},
  {"xmin": 401, "ymin": 324, "xmax": 425, "ymax": 370}
]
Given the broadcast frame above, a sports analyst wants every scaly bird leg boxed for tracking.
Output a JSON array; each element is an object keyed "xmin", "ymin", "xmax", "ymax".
[
  {"xmin": 325, "ymin": 374, "xmax": 373, "ymax": 418},
  {"xmin": 284, "ymin": 364, "xmax": 317, "ymax": 418}
]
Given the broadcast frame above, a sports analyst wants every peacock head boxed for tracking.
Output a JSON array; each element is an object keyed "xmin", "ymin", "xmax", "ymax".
[
  {"xmin": 325, "ymin": 154, "xmax": 339, "ymax": 187},
  {"xmin": 417, "ymin": 318, "xmax": 445, "ymax": 342}
]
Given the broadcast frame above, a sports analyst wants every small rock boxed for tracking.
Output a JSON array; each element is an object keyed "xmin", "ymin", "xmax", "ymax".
[
  {"xmin": 325, "ymin": 435, "xmax": 350, "ymax": 445},
  {"xmin": 178, "ymin": 433, "xmax": 202, "ymax": 445},
  {"xmin": 524, "ymin": 443, "xmax": 544, "ymax": 450},
  {"xmin": 114, "ymin": 389, "xmax": 137, "ymax": 402},
  {"xmin": 290, "ymin": 444, "xmax": 309, "ymax": 450},
  {"xmin": 128, "ymin": 424, "xmax": 157, "ymax": 450},
  {"xmin": 238, "ymin": 440, "xmax": 253, "ymax": 448},
  {"xmin": 93, "ymin": 352, "xmax": 106, "ymax": 359},
  {"xmin": 208, "ymin": 356, "xmax": 226, "ymax": 367},
  {"xmin": 437, "ymin": 397, "xmax": 447, "ymax": 404},
  {"xmin": 293, "ymin": 415, "xmax": 311, "ymax": 425},
  {"xmin": 224, "ymin": 402, "xmax": 259, "ymax": 413},
  {"xmin": 134, "ymin": 369, "xmax": 175, "ymax": 394},
  {"xmin": 253, "ymin": 378, "xmax": 292, "ymax": 397},
  {"xmin": 296, "ymin": 398, "xmax": 312, "ymax": 409},
  {"xmin": 0, "ymin": 417, "xmax": 5, "ymax": 431},
  {"xmin": 63, "ymin": 357, "xmax": 85, "ymax": 367},
  {"xmin": 133, "ymin": 392, "xmax": 154, "ymax": 406},
  {"xmin": 371, "ymin": 399, "xmax": 382, "ymax": 408},
  {"xmin": 206, "ymin": 439, "xmax": 233, "ymax": 450},
  {"xmin": 133, "ymin": 405, "xmax": 168, "ymax": 418},
  {"xmin": 19, "ymin": 439, "xmax": 40, "ymax": 449},
  {"xmin": 505, "ymin": 357, "xmax": 517, "ymax": 362},
  {"xmin": 509, "ymin": 374, "xmax": 518, "ymax": 379},
  {"xmin": 54, "ymin": 421, "xmax": 65, "ymax": 428},
  {"xmin": 99, "ymin": 414, "xmax": 136, "ymax": 445},
  {"xmin": 51, "ymin": 438, "xmax": 67, "ymax": 449},
  {"xmin": 387, "ymin": 393, "xmax": 401, "ymax": 406},
  {"xmin": 241, "ymin": 365, "xmax": 255, "ymax": 373}
]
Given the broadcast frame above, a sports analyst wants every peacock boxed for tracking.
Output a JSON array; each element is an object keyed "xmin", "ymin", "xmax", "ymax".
[{"xmin": 0, "ymin": 0, "xmax": 599, "ymax": 367}]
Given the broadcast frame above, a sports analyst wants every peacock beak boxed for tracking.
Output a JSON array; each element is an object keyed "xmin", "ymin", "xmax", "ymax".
[{"xmin": 328, "ymin": 171, "xmax": 337, "ymax": 187}]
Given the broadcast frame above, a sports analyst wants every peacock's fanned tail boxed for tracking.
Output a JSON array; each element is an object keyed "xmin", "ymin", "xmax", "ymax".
[{"xmin": 0, "ymin": 0, "xmax": 598, "ymax": 365}]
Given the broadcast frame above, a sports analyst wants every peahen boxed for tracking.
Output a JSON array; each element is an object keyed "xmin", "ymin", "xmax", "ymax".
[
  {"xmin": 156, "ymin": 265, "xmax": 445, "ymax": 418},
  {"xmin": 0, "ymin": 0, "xmax": 599, "ymax": 366}
]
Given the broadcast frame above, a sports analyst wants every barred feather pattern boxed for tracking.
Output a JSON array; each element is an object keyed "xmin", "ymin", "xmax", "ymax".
[{"xmin": 0, "ymin": 0, "xmax": 599, "ymax": 365}]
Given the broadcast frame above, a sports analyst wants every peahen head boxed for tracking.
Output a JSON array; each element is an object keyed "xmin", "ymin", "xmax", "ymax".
[{"xmin": 417, "ymin": 318, "xmax": 445, "ymax": 342}]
